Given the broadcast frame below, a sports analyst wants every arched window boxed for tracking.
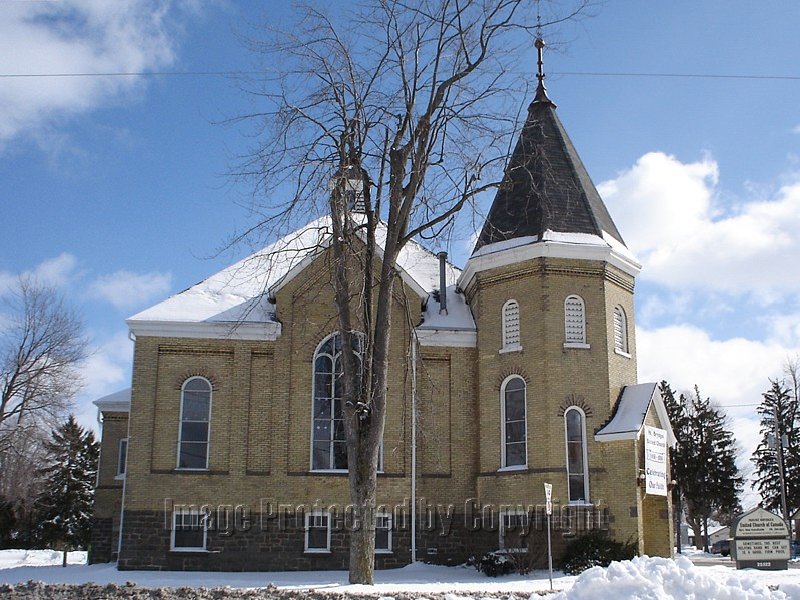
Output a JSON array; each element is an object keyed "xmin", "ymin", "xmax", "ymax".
[
  {"xmin": 311, "ymin": 332, "xmax": 363, "ymax": 471},
  {"xmin": 501, "ymin": 299, "xmax": 521, "ymax": 351},
  {"xmin": 178, "ymin": 377, "xmax": 212, "ymax": 469},
  {"xmin": 564, "ymin": 295, "xmax": 586, "ymax": 345},
  {"xmin": 565, "ymin": 407, "xmax": 589, "ymax": 503},
  {"xmin": 613, "ymin": 305, "xmax": 628, "ymax": 354},
  {"xmin": 501, "ymin": 376, "xmax": 527, "ymax": 468}
]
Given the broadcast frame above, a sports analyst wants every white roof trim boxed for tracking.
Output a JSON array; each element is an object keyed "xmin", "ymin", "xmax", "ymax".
[
  {"xmin": 128, "ymin": 319, "xmax": 281, "ymax": 341},
  {"xmin": 415, "ymin": 328, "xmax": 477, "ymax": 347},
  {"xmin": 93, "ymin": 389, "xmax": 131, "ymax": 413},
  {"xmin": 595, "ymin": 382, "xmax": 676, "ymax": 447},
  {"xmin": 459, "ymin": 232, "xmax": 641, "ymax": 291}
]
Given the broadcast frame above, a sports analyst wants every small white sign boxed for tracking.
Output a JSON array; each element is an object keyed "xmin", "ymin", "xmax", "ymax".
[
  {"xmin": 644, "ymin": 426, "xmax": 668, "ymax": 496},
  {"xmin": 544, "ymin": 483, "xmax": 553, "ymax": 515}
]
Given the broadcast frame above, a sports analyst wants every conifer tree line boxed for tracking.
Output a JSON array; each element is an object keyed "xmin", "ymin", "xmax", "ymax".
[
  {"xmin": 0, "ymin": 278, "xmax": 95, "ymax": 553},
  {"xmin": 751, "ymin": 358, "xmax": 800, "ymax": 526},
  {"xmin": 0, "ymin": 415, "xmax": 98, "ymax": 554},
  {"xmin": 660, "ymin": 382, "xmax": 743, "ymax": 551},
  {"xmin": 663, "ymin": 356, "xmax": 800, "ymax": 551}
]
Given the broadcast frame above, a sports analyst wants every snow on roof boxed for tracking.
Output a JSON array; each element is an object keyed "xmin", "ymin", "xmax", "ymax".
[
  {"xmin": 128, "ymin": 216, "xmax": 462, "ymax": 338},
  {"xmin": 93, "ymin": 388, "xmax": 131, "ymax": 413},
  {"xmin": 416, "ymin": 284, "xmax": 477, "ymax": 347},
  {"xmin": 595, "ymin": 382, "xmax": 676, "ymax": 446}
]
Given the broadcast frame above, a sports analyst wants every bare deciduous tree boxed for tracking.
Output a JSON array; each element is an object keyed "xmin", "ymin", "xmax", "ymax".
[
  {"xmin": 0, "ymin": 278, "xmax": 88, "ymax": 453},
  {"xmin": 235, "ymin": 0, "xmax": 591, "ymax": 583}
]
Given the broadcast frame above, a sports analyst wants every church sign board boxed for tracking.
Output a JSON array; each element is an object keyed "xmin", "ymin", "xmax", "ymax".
[
  {"xmin": 731, "ymin": 507, "xmax": 790, "ymax": 570},
  {"xmin": 643, "ymin": 426, "xmax": 668, "ymax": 496}
]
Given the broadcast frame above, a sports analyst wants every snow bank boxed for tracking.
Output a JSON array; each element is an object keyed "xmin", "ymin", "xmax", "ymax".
[
  {"xmin": 0, "ymin": 550, "xmax": 86, "ymax": 570},
  {"xmin": 552, "ymin": 555, "xmax": 799, "ymax": 600}
]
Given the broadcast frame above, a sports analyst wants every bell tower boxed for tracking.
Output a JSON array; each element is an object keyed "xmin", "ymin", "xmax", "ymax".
[{"xmin": 458, "ymin": 39, "xmax": 672, "ymax": 557}]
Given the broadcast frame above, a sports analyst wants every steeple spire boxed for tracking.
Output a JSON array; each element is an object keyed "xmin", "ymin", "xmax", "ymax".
[{"xmin": 471, "ymin": 37, "xmax": 626, "ymax": 254}]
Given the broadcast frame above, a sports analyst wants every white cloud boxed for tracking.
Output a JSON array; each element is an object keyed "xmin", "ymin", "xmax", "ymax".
[
  {"xmin": 599, "ymin": 152, "xmax": 800, "ymax": 296},
  {"xmin": 0, "ymin": 1, "xmax": 186, "ymax": 149},
  {"xmin": 0, "ymin": 253, "xmax": 79, "ymax": 293},
  {"xmin": 74, "ymin": 329, "xmax": 135, "ymax": 433},
  {"xmin": 89, "ymin": 269, "xmax": 171, "ymax": 311}
]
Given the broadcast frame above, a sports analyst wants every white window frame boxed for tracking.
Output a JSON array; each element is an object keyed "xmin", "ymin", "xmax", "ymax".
[
  {"xmin": 499, "ymin": 375, "xmax": 527, "ymax": 470},
  {"xmin": 170, "ymin": 509, "xmax": 208, "ymax": 552},
  {"xmin": 500, "ymin": 299, "xmax": 522, "ymax": 353},
  {"xmin": 564, "ymin": 407, "xmax": 590, "ymax": 504},
  {"xmin": 304, "ymin": 510, "xmax": 332, "ymax": 553},
  {"xmin": 613, "ymin": 305, "xmax": 630, "ymax": 357},
  {"xmin": 176, "ymin": 376, "xmax": 212, "ymax": 471},
  {"xmin": 115, "ymin": 438, "xmax": 128, "ymax": 480},
  {"xmin": 499, "ymin": 507, "xmax": 529, "ymax": 551},
  {"xmin": 375, "ymin": 512, "xmax": 392, "ymax": 554},
  {"xmin": 564, "ymin": 295, "xmax": 590, "ymax": 349}
]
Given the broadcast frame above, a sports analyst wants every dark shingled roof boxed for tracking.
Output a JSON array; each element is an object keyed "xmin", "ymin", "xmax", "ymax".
[{"xmin": 473, "ymin": 82, "xmax": 626, "ymax": 253}]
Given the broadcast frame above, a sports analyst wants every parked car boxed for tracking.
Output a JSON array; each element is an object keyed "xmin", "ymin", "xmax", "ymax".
[{"xmin": 711, "ymin": 539, "xmax": 731, "ymax": 556}]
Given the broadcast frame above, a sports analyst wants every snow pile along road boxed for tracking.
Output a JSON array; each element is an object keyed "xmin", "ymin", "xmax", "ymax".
[
  {"xmin": 554, "ymin": 555, "xmax": 800, "ymax": 600},
  {"xmin": 0, "ymin": 550, "xmax": 86, "ymax": 570}
]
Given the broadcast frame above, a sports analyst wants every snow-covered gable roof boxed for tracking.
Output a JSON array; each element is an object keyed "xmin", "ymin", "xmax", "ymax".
[
  {"xmin": 93, "ymin": 388, "xmax": 131, "ymax": 413},
  {"xmin": 128, "ymin": 216, "xmax": 469, "ymax": 341},
  {"xmin": 595, "ymin": 382, "xmax": 676, "ymax": 446}
]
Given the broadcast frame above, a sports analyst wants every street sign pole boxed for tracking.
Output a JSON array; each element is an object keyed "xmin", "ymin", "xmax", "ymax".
[{"xmin": 544, "ymin": 483, "xmax": 553, "ymax": 591}]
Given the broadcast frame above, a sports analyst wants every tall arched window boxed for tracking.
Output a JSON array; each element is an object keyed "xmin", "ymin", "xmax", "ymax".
[
  {"xmin": 178, "ymin": 377, "xmax": 212, "ymax": 470},
  {"xmin": 501, "ymin": 376, "xmax": 527, "ymax": 468},
  {"xmin": 311, "ymin": 332, "xmax": 363, "ymax": 471},
  {"xmin": 565, "ymin": 407, "xmax": 589, "ymax": 503},
  {"xmin": 613, "ymin": 305, "xmax": 628, "ymax": 354},
  {"xmin": 501, "ymin": 299, "xmax": 521, "ymax": 351},
  {"xmin": 564, "ymin": 295, "xmax": 586, "ymax": 345}
]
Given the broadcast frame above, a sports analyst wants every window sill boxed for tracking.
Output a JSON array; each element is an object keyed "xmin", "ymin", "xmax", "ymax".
[
  {"xmin": 304, "ymin": 549, "xmax": 331, "ymax": 554},
  {"xmin": 375, "ymin": 549, "xmax": 393, "ymax": 555},
  {"xmin": 170, "ymin": 547, "xmax": 209, "ymax": 553},
  {"xmin": 174, "ymin": 467, "xmax": 210, "ymax": 472},
  {"xmin": 497, "ymin": 465, "xmax": 528, "ymax": 473},
  {"xmin": 114, "ymin": 474, "xmax": 125, "ymax": 481},
  {"xmin": 614, "ymin": 349, "xmax": 632, "ymax": 359},
  {"xmin": 567, "ymin": 501, "xmax": 592, "ymax": 506},
  {"xmin": 499, "ymin": 346, "xmax": 522, "ymax": 354},
  {"xmin": 564, "ymin": 342, "xmax": 590, "ymax": 349}
]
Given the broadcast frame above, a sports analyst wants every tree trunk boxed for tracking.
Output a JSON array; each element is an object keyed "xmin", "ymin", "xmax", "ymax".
[{"xmin": 62, "ymin": 547, "xmax": 67, "ymax": 567}]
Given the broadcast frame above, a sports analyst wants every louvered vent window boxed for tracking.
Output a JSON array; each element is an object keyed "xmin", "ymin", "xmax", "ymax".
[
  {"xmin": 613, "ymin": 306, "xmax": 628, "ymax": 353},
  {"xmin": 564, "ymin": 295, "xmax": 586, "ymax": 345},
  {"xmin": 502, "ymin": 300, "xmax": 521, "ymax": 350}
]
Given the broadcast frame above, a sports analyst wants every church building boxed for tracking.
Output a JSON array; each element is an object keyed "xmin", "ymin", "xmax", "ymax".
[{"xmin": 91, "ymin": 54, "xmax": 675, "ymax": 571}]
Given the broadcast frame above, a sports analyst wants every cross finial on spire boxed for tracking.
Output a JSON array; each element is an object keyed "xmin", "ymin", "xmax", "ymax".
[
  {"xmin": 532, "ymin": 37, "xmax": 554, "ymax": 105},
  {"xmin": 535, "ymin": 37, "xmax": 545, "ymax": 83}
]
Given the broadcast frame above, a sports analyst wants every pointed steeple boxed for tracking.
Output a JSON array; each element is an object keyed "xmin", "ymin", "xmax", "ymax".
[{"xmin": 473, "ymin": 39, "xmax": 625, "ymax": 253}]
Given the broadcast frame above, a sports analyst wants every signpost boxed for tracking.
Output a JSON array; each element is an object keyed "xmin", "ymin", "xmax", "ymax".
[
  {"xmin": 544, "ymin": 483, "xmax": 553, "ymax": 591},
  {"xmin": 731, "ymin": 507, "xmax": 790, "ymax": 570},
  {"xmin": 644, "ymin": 426, "xmax": 668, "ymax": 496}
]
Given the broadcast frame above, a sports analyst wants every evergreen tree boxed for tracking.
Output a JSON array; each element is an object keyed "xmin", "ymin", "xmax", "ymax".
[
  {"xmin": 662, "ymin": 383, "xmax": 743, "ymax": 551},
  {"xmin": 34, "ymin": 415, "xmax": 98, "ymax": 561},
  {"xmin": 752, "ymin": 379, "xmax": 800, "ymax": 518}
]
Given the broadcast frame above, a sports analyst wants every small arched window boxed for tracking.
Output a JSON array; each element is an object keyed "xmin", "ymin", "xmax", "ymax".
[
  {"xmin": 311, "ymin": 332, "xmax": 363, "ymax": 471},
  {"xmin": 565, "ymin": 407, "xmax": 589, "ymax": 503},
  {"xmin": 564, "ymin": 295, "xmax": 586, "ymax": 346},
  {"xmin": 501, "ymin": 299, "xmax": 521, "ymax": 351},
  {"xmin": 178, "ymin": 377, "xmax": 212, "ymax": 470},
  {"xmin": 501, "ymin": 376, "xmax": 527, "ymax": 468},
  {"xmin": 613, "ymin": 305, "xmax": 628, "ymax": 354}
]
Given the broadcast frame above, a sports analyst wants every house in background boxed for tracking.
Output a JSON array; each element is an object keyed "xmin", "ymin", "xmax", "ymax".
[{"xmin": 91, "ymin": 66, "xmax": 676, "ymax": 571}]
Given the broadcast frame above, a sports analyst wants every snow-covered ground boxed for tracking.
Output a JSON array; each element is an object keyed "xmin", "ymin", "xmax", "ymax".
[{"xmin": 2, "ymin": 550, "xmax": 800, "ymax": 599}]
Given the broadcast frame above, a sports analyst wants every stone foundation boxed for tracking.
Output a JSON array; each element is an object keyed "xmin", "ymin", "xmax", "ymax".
[
  {"xmin": 88, "ymin": 517, "xmax": 114, "ymax": 564},
  {"xmin": 117, "ymin": 508, "xmax": 593, "ymax": 571}
]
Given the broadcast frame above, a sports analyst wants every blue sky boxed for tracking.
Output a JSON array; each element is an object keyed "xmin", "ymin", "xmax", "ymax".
[{"xmin": 1, "ymin": 1, "xmax": 799, "ymax": 501}]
